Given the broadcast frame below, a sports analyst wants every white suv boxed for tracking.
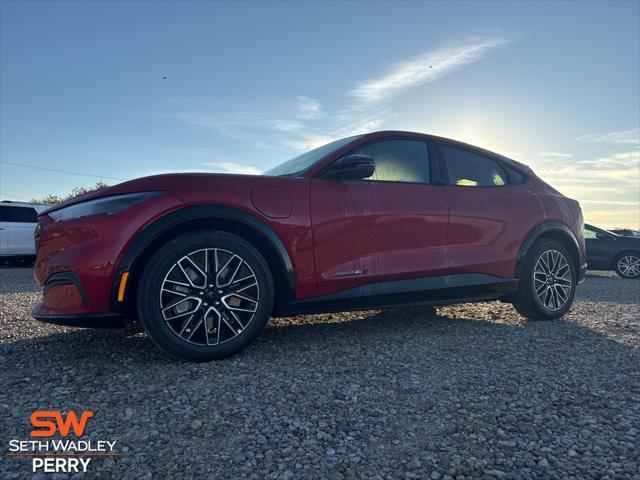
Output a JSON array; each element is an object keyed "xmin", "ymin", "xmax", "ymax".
[{"xmin": 0, "ymin": 201, "xmax": 48, "ymax": 264}]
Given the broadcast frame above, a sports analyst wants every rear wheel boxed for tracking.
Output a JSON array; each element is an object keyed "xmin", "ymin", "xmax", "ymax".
[
  {"xmin": 512, "ymin": 239, "xmax": 577, "ymax": 320},
  {"xmin": 136, "ymin": 231, "xmax": 274, "ymax": 361},
  {"xmin": 614, "ymin": 253, "xmax": 640, "ymax": 279}
]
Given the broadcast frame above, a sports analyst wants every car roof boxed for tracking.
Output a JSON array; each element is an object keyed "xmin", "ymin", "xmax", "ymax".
[
  {"xmin": 303, "ymin": 130, "xmax": 535, "ymax": 178},
  {"xmin": 358, "ymin": 130, "xmax": 532, "ymax": 171},
  {"xmin": 0, "ymin": 200, "xmax": 49, "ymax": 211}
]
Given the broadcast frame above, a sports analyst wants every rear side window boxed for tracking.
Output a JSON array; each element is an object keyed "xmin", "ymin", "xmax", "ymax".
[
  {"xmin": 352, "ymin": 139, "xmax": 430, "ymax": 184},
  {"xmin": 0, "ymin": 206, "xmax": 38, "ymax": 223},
  {"xmin": 441, "ymin": 144, "xmax": 509, "ymax": 187}
]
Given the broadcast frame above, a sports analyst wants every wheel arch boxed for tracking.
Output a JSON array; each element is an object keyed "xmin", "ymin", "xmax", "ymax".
[
  {"xmin": 515, "ymin": 222, "xmax": 580, "ymax": 278},
  {"xmin": 110, "ymin": 205, "xmax": 296, "ymax": 317}
]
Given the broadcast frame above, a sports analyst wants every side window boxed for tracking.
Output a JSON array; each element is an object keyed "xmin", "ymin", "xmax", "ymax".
[
  {"xmin": 505, "ymin": 167, "xmax": 526, "ymax": 184},
  {"xmin": 0, "ymin": 206, "xmax": 38, "ymax": 223},
  {"xmin": 352, "ymin": 139, "xmax": 429, "ymax": 184},
  {"xmin": 584, "ymin": 228, "xmax": 598, "ymax": 239},
  {"xmin": 441, "ymin": 145, "xmax": 508, "ymax": 187}
]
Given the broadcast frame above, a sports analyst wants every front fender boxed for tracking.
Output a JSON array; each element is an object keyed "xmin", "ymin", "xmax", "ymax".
[{"xmin": 109, "ymin": 204, "xmax": 296, "ymax": 312}]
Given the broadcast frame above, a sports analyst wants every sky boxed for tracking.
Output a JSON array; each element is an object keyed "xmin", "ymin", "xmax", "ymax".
[{"xmin": 1, "ymin": 0, "xmax": 639, "ymax": 228}]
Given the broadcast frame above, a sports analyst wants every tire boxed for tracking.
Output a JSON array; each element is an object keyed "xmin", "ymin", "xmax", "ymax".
[
  {"xmin": 613, "ymin": 252, "xmax": 640, "ymax": 279},
  {"xmin": 512, "ymin": 239, "xmax": 577, "ymax": 320},
  {"xmin": 136, "ymin": 231, "xmax": 274, "ymax": 361}
]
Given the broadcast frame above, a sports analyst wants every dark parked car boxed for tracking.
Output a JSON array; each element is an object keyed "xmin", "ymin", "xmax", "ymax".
[
  {"xmin": 584, "ymin": 224, "xmax": 640, "ymax": 279},
  {"xmin": 33, "ymin": 131, "xmax": 587, "ymax": 360}
]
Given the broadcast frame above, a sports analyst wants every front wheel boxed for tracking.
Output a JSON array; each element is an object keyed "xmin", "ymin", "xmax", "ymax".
[
  {"xmin": 512, "ymin": 240, "xmax": 577, "ymax": 320},
  {"xmin": 614, "ymin": 253, "xmax": 640, "ymax": 279},
  {"xmin": 136, "ymin": 231, "xmax": 274, "ymax": 361}
]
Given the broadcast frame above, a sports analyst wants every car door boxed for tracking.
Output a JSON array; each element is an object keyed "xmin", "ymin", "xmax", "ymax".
[
  {"xmin": 584, "ymin": 226, "xmax": 613, "ymax": 268},
  {"xmin": 438, "ymin": 142, "xmax": 543, "ymax": 279},
  {"xmin": 5, "ymin": 206, "xmax": 38, "ymax": 255},
  {"xmin": 309, "ymin": 138, "xmax": 449, "ymax": 297}
]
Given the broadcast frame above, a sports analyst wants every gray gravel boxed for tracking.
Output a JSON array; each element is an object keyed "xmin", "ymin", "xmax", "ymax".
[{"xmin": 1, "ymin": 267, "xmax": 639, "ymax": 480}]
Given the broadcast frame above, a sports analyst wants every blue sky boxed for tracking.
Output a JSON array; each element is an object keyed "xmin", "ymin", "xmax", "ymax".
[{"xmin": 1, "ymin": 0, "xmax": 638, "ymax": 227}]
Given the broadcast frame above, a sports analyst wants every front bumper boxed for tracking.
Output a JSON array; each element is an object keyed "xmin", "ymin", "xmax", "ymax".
[
  {"xmin": 32, "ymin": 311, "xmax": 126, "ymax": 328},
  {"xmin": 32, "ymin": 271, "xmax": 126, "ymax": 328},
  {"xmin": 32, "ymin": 193, "xmax": 183, "ymax": 327}
]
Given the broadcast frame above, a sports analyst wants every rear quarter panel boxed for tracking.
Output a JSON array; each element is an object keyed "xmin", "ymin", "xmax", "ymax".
[
  {"xmin": 445, "ymin": 182, "xmax": 545, "ymax": 278},
  {"xmin": 534, "ymin": 184, "xmax": 586, "ymax": 265}
]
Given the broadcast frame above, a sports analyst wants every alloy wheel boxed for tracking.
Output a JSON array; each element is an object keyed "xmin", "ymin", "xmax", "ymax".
[
  {"xmin": 533, "ymin": 249, "xmax": 573, "ymax": 311},
  {"xmin": 618, "ymin": 255, "xmax": 640, "ymax": 278},
  {"xmin": 160, "ymin": 248, "xmax": 260, "ymax": 346}
]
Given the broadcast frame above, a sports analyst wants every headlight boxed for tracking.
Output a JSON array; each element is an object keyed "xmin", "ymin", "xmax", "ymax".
[{"xmin": 47, "ymin": 191, "xmax": 165, "ymax": 222}]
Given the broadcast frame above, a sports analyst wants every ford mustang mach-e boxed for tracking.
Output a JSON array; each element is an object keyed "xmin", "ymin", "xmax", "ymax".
[{"xmin": 33, "ymin": 131, "xmax": 587, "ymax": 360}]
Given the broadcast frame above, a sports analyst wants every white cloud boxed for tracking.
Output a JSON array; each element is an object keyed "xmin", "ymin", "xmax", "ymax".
[
  {"xmin": 161, "ymin": 37, "xmax": 509, "ymax": 156},
  {"xmin": 540, "ymin": 151, "xmax": 573, "ymax": 158},
  {"xmin": 569, "ymin": 151, "xmax": 639, "ymax": 173},
  {"xmin": 140, "ymin": 168, "xmax": 211, "ymax": 176},
  {"xmin": 139, "ymin": 162, "xmax": 261, "ymax": 177},
  {"xmin": 580, "ymin": 199, "xmax": 639, "ymax": 206},
  {"xmin": 295, "ymin": 96, "xmax": 324, "ymax": 120},
  {"xmin": 576, "ymin": 128, "xmax": 640, "ymax": 145},
  {"xmin": 348, "ymin": 37, "xmax": 508, "ymax": 105},
  {"xmin": 206, "ymin": 162, "xmax": 261, "ymax": 175},
  {"xmin": 585, "ymin": 208, "xmax": 640, "ymax": 229},
  {"xmin": 162, "ymin": 96, "xmax": 329, "ymax": 150},
  {"xmin": 536, "ymin": 150, "xmax": 639, "ymax": 227},
  {"xmin": 280, "ymin": 134, "xmax": 335, "ymax": 151},
  {"xmin": 497, "ymin": 151, "xmax": 522, "ymax": 159}
]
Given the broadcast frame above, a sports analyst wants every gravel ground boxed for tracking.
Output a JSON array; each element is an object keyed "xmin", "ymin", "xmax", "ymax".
[{"xmin": 1, "ymin": 267, "xmax": 639, "ymax": 480}]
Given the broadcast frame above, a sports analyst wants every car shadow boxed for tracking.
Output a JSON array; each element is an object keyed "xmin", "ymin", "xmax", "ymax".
[{"xmin": 2, "ymin": 304, "xmax": 637, "ymax": 370}]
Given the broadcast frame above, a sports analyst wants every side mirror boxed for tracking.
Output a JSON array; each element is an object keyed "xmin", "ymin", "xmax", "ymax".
[
  {"xmin": 323, "ymin": 155, "xmax": 375, "ymax": 180},
  {"xmin": 595, "ymin": 232, "xmax": 608, "ymax": 240}
]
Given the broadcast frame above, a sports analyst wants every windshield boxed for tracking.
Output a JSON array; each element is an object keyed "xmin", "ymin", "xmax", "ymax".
[
  {"xmin": 263, "ymin": 135, "xmax": 360, "ymax": 176},
  {"xmin": 586, "ymin": 225, "xmax": 619, "ymax": 237}
]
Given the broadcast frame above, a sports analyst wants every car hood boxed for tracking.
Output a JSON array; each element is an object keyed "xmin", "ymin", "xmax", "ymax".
[{"xmin": 41, "ymin": 173, "xmax": 266, "ymax": 215}]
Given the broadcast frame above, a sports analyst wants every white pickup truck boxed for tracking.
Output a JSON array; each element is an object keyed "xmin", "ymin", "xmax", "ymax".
[{"xmin": 0, "ymin": 201, "xmax": 48, "ymax": 265}]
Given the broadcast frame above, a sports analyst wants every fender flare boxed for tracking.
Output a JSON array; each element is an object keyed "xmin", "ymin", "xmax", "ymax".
[
  {"xmin": 515, "ymin": 222, "xmax": 580, "ymax": 278},
  {"xmin": 109, "ymin": 204, "xmax": 296, "ymax": 312}
]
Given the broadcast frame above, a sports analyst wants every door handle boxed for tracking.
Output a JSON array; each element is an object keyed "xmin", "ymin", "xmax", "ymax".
[
  {"xmin": 334, "ymin": 269, "xmax": 368, "ymax": 277},
  {"xmin": 0, "ymin": 227, "xmax": 5, "ymax": 230}
]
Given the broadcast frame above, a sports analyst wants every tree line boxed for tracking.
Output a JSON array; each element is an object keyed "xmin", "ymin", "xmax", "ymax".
[{"xmin": 31, "ymin": 182, "xmax": 110, "ymax": 205}]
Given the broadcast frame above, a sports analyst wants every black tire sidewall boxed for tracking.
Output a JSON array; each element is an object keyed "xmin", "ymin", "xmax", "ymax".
[
  {"xmin": 520, "ymin": 240, "xmax": 577, "ymax": 320},
  {"xmin": 136, "ymin": 231, "xmax": 274, "ymax": 361}
]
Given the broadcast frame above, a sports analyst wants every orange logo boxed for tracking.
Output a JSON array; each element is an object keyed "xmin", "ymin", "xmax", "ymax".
[{"xmin": 30, "ymin": 411, "xmax": 94, "ymax": 438}]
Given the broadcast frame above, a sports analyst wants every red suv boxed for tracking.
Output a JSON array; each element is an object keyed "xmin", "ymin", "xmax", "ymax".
[{"xmin": 33, "ymin": 131, "xmax": 587, "ymax": 360}]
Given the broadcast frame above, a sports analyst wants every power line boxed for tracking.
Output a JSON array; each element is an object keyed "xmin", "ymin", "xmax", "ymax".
[
  {"xmin": 0, "ymin": 191, "xmax": 31, "ymax": 201},
  {"xmin": 0, "ymin": 160, "xmax": 127, "ymax": 181}
]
